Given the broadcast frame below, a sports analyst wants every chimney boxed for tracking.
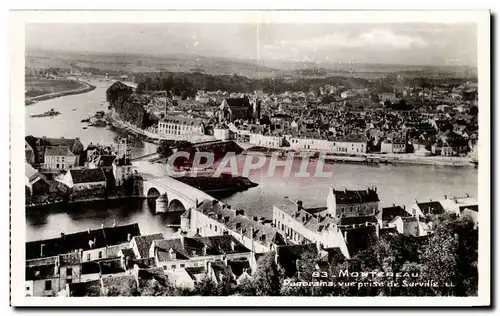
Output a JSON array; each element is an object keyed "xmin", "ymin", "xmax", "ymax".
[
  {"xmin": 40, "ymin": 244, "xmax": 45, "ymax": 258},
  {"xmin": 412, "ymin": 208, "xmax": 416, "ymax": 217},
  {"xmin": 253, "ymin": 216, "xmax": 259, "ymax": 222},
  {"xmin": 429, "ymin": 197, "xmax": 432, "ymax": 202},
  {"xmin": 202, "ymin": 244, "xmax": 208, "ymax": 256},
  {"xmin": 127, "ymin": 233, "xmax": 131, "ymax": 242},
  {"xmin": 60, "ymin": 232, "xmax": 65, "ymax": 238},
  {"xmin": 444, "ymin": 195, "xmax": 447, "ymax": 200},
  {"xmin": 297, "ymin": 200, "xmax": 303, "ymax": 211},
  {"xmin": 230, "ymin": 240, "xmax": 235, "ymax": 252}
]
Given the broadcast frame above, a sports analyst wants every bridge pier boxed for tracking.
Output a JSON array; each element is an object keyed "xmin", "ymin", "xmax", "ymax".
[{"xmin": 155, "ymin": 195, "xmax": 168, "ymax": 213}]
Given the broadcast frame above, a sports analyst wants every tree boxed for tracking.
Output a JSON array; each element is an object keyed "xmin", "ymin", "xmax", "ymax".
[{"xmin": 252, "ymin": 252, "xmax": 284, "ymax": 296}]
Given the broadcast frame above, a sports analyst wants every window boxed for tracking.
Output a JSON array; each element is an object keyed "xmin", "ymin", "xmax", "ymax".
[
  {"xmin": 180, "ymin": 264, "xmax": 185, "ymax": 268},
  {"xmin": 210, "ymin": 224, "xmax": 212, "ymax": 229},
  {"xmin": 26, "ymin": 286, "xmax": 30, "ymax": 291},
  {"xmin": 171, "ymin": 265, "xmax": 176, "ymax": 269},
  {"xmin": 98, "ymin": 251, "xmax": 102, "ymax": 259},
  {"xmin": 214, "ymin": 226, "xmax": 217, "ymax": 232},
  {"xmin": 45, "ymin": 280, "xmax": 52, "ymax": 291},
  {"xmin": 66, "ymin": 267, "xmax": 72, "ymax": 278},
  {"xmin": 86, "ymin": 254, "xmax": 90, "ymax": 261}
]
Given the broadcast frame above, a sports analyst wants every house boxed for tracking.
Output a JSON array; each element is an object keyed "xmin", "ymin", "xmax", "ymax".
[
  {"xmin": 88, "ymin": 155, "xmax": 116, "ymax": 171},
  {"xmin": 377, "ymin": 205, "xmax": 411, "ymax": 227},
  {"xmin": 25, "ymin": 141, "xmax": 35, "ymax": 164},
  {"xmin": 409, "ymin": 201, "xmax": 445, "ymax": 218},
  {"xmin": 387, "ymin": 216, "xmax": 430, "ymax": 237},
  {"xmin": 35, "ymin": 137, "xmax": 84, "ymax": 166},
  {"xmin": 431, "ymin": 136, "xmax": 469, "ymax": 156},
  {"xmin": 380, "ymin": 133, "xmax": 406, "ymax": 154},
  {"xmin": 272, "ymin": 198, "xmax": 350, "ymax": 259},
  {"xmin": 191, "ymin": 199, "xmax": 288, "ymax": 254},
  {"xmin": 439, "ymin": 195, "xmax": 478, "ymax": 217},
  {"xmin": 157, "ymin": 115, "xmax": 205, "ymax": 138},
  {"xmin": 25, "ymin": 223, "xmax": 141, "ymax": 262},
  {"xmin": 25, "ymin": 163, "xmax": 50, "ymax": 197},
  {"xmin": 150, "ymin": 235, "xmax": 254, "ymax": 273},
  {"xmin": 25, "ymin": 257, "xmax": 60, "ymax": 297},
  {"xmin": 59, "ymin": 168, "xmax": 107, "ymax": 191},
  {"xmin": 42, "ymin": 146, "xmax": 78, "ymax": 171},
  {"xmin": 326, "ymin": 187, "xmax": 380, "ymax": 218}
]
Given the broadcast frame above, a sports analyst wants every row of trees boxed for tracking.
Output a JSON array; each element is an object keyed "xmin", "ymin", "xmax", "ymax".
[
  {"xmin": 101, "ymin": 214, "xmax": 477, "ymax": 297},
  {"xmin": 133, "ymin": 72, "xmax": 372, "ymax": 97}
]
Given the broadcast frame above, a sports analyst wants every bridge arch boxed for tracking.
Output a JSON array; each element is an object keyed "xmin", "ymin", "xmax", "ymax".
[
  {"xmin": 146, "ymin": 187, "xmax": 161, "ymax": 199},
  {"xmin": 168, "ymin": 199, "xmax": 187, "ymax": 212}
]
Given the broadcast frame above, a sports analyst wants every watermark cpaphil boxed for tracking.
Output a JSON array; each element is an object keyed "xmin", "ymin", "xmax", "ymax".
[{"xmin": 165, "ymin": 151, "xmax": 334, "ymax": 178}]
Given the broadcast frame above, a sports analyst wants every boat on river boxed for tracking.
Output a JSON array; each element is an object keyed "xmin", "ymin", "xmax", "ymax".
[
  {"xmin": 90, "ymin": 119, "xmax": 107, "ymax": 127},
  {"xmin": 30, "ymin": 108, "xmax": 61, "ymax": 118},
  {"xmin": 81, "ymin": 116, "xmax": 91, "ymax": 123}
]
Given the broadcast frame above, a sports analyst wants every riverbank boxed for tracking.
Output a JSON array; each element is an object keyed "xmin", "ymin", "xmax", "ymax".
[
  {"xmin": 25, "ymin": 79, "xmax": 96, "ymax": 105},
  {"xmin": 241, "ymin": 146, "xmax": 475, "ymax": 167}
]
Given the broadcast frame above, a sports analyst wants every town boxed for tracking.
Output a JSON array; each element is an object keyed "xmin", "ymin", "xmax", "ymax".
[
  {"xmin": 25, "ymin": 185, "xmax": 478, "ymax": 297},
  {"xmin": 24, "ymin": 69, "xmax": 480, "ymax": 297},
  {"xmin": 105, "ymin": 72, "xmax": 479, "ymax": 167}
]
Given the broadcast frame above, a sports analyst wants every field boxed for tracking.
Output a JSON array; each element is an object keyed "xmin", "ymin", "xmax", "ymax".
[
  {"xmin": 25, "ymin": 78, "xmax": 88, "ymax": 98},
  {"xmin": 25, "ymin": 48, "xmax": 477, "ymax": 80}
]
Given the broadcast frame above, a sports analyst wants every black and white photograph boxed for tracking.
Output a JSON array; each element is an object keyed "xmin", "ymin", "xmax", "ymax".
[{"xmin": 9, "ymin": 10, "xmax": 490, "ymax": 306}]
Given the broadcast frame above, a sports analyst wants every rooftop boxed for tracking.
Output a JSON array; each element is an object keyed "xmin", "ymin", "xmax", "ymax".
[
  {"xmin": 69, "ymin": 168, "xmax": 107, "ymax": 184},
  {"xmin": 333, "ymin": 188, "xmax": 380, "ymax": 204},
  {"xmin": 26, "ymin": 223, "xmax": 141, "ymax": 260}
]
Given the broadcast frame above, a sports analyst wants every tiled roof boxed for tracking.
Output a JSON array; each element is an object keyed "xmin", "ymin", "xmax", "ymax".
[
  {"xmin": 154, "ymin": 235, "xmax": 250, "ymax": 262},
  {"xmin": 161, "ymin": 115, "xmax": 205, "ymax": 127},
  {"xmin": 70, "ymin": 168, "xmax": 107, "ymax": 184},
  {"xmin": 380, "ymin": 206, "xmax": 411, "ymax": 222},
  {"xmin": 45, "ymin": 146, "xmax": 75, "ymax": 157},
  {"xmin": 25, "ymin": 163, "xmax": 38, "ymax": 180},
  {"xmin": 197, "ymin": 199, "xmax": 287, "ymax": 247},
  {"xmin": 417, "ymin": 201, "xmax": 445, "ymax": 215},
  {"xmin": 26, "ymin": 223, "xmax": 141, "ymax": 260},
  {"xmin": 132, "ymin": 233, "xmax": 164, "ymax": 259},
  {"xmin": 333, "ymin": 188, "xmax": 379, "ymax": 204}
]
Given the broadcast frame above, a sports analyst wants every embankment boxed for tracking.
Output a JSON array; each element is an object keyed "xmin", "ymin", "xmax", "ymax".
[{"xmin": 25, "ymin": 80, "xmax": 96, "ymax": 105}]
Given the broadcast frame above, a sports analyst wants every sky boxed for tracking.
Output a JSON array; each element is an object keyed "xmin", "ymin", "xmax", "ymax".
[{"xmin": 25, "ymin": 23, "xmax": 478, "ymax": 66}]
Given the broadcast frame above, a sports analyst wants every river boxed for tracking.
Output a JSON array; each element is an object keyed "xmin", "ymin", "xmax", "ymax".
[{"xmin": 25, "ymin": 79, "xmax": 479, "ymax": 241}]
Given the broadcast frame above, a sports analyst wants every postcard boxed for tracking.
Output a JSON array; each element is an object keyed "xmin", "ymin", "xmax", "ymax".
[{"xmin": 10, "ymin": 10, "xmax": 490, "ymax": 307}]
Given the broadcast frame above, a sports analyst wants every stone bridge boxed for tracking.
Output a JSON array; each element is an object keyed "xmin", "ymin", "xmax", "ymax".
[{"xmin": 142, "ymin": 174, "xmax": 214, "ymax": 213}]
